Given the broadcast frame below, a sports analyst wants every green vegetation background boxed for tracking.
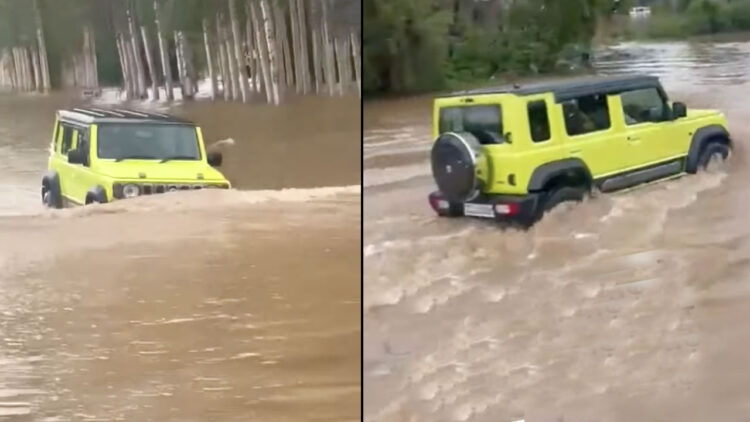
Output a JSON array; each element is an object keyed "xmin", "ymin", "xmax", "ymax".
[{"xmin": 363, "ymin": 0, "xmax": 750, "ymax": 97}]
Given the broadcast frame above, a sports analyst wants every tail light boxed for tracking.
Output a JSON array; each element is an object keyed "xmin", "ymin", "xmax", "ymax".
[
  {"xmin": 494, "ymin": 203, "xmax": 520, "ymax": 216},
  {"xmin": 428, "ymin": 193, "xmax": 450, "ymax": 213}
]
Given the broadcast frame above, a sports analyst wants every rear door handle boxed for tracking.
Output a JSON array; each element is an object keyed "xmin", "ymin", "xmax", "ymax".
[
  {"xmin": 627, "ymin": 136, "xmax": 641, "ymax": 142},
  {"xmin": 570, "ymin": 149, "xmax": 582, "ymax": 156}
]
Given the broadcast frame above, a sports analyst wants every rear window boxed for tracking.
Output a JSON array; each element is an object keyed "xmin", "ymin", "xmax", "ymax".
[{"xmin": 438, "ymin": 105, "xmax": 504, "ymax": 144}]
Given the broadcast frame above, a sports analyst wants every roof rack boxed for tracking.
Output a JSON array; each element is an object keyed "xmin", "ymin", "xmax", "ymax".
[{"xmin": 59, "ymin": 107, "xmax": 189, "ymax": 124}]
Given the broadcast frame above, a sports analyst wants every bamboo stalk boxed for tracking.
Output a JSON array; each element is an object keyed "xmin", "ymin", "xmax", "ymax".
[
  {"xmin": 350, "ymin": 32, "xmax": 360, "ymax": 97},
  {"xmin": 182, "ymin": 31, "xmax": 197, "ymax": 99},
  {"xmin": 229, "ymin": 0, "xmax": 249, "ymax": 103},
  {"xmin": 124, "ymin": 36, "xmax": 139, "ymax": 96},
  {"xmin": 220, "ymin": 14, "xmax": 240, "ymax": 101},
  {"xmin": 250, "ymin": 1, "xmax": 272, "ymax": 104},
  {"xmin": 141, "ymin": 26, "xmax": 159, "ymax": 100},
  {"xmin": 33, "ymin": 0, "xmax": 50, "ymax": 92},
  {"xmin": 154, "ymin": 0, "xmax": 173, "ymax": 100},
  {"xmin": 203, "ymin": 19, "xmax": 218, "ymax": 100}
]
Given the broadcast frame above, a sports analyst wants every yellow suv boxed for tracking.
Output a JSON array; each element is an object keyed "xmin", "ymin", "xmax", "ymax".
[
  {"xmin": 428, "ymin": 75, "xmax": 732, "ymax": 226},
  {"xmin": 42, "ymin": 107, "xmax": 230, "ymax": 208}
]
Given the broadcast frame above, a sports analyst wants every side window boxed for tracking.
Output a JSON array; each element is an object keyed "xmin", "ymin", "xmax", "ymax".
[
  {"xmin": 55, "ymin": 122, "xmax": 64, "ymax": 153},
  {"xmin": 562, "ymin": 94, "xmax": 611, "ymax": 136},
  {"xmin": 621, "ymin": 88, "xmax": 669, "ymax": 125},
  {"xmin": 60, "ymin": 125, "xmax": 74, "ymax": 154},
  {"xmin": 527, "ymin": 100, "xmax": 551, "ymax": 143}
]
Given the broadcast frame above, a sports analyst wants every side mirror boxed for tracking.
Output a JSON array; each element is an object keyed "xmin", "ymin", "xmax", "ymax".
[
  {"xmin": 207, "ymin": 151, "xmax": 223, "ymax": 167},
  {"xmin": 67, "ymin": 149, "xmax": 85, "ymax": 165},
  {"xmin": 673, "ymin": 102, "xmax": 687, "ymax": 119}
]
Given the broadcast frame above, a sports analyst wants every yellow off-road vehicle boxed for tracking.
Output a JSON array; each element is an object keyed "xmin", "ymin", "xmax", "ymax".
[
  {"xmin": 42, "ymin": 108, "xmax": 230, "ymax": 208},
  {"xmin": 428, "ymin": 75, "xmax": 732, "ymax": 227}
]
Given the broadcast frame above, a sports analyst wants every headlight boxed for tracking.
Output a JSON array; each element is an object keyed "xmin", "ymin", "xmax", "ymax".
[{"xmin": 122, "ymin": 184, "xmax": 140, "ymax": 198}]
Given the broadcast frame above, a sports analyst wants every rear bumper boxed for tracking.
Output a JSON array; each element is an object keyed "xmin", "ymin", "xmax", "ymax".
[{"xmin": 428, "ymin": 191, "xmax": 543, "ymax": 226}]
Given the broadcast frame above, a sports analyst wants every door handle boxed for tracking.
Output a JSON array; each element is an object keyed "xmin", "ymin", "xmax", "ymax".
[
  {"xmin": 627, "ymin": 135, "xmax": 641, "ymax": 142},
  {"xmin": 570, "ymin": 149, "xmax": 582, "ymax": 156}
]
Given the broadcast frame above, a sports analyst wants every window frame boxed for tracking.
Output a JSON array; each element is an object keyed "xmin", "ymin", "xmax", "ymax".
[
  {"xmin": 619, "ymin": 87, "xmax": 672, "ymax": 126},
  {"xmin": 526, "ymin": 99, "xmax": 552, "ymax": 143},
  {"xmin": 562, "ymin": 94, "xmax": 613, "ymax": 137},
  {"xmin": 438, "ymin": 104, "xmax": 505, "ymax": 145}
]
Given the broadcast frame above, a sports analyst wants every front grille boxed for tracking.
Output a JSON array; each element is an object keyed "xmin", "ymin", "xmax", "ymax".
[{"xmin": 113, "ymin": 183, "xmax": 227, "ymax": 199}]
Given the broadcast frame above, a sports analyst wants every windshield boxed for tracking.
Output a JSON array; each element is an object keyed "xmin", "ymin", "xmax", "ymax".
[
  {"xmin": 97, "ymin": 124, "xmax": 201, "ymax": 161},
  {"xmin": 438, "ymin": 105, "xmax": 504, "ymax": 144}
]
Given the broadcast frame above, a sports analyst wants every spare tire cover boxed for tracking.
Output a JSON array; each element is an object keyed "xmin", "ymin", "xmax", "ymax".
[{"xmin": 431, "ymin": 132, "xmax": 485, "ymax": 202}]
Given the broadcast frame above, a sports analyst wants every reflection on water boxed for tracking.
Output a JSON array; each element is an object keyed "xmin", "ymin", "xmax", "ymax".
[
  {"xmin": 0, "ymin": 92, "xmax": 361, "ymax": 421},
  {"xmin": 364, "ymin": 39, "xmax": 750, "ymax": 421}
]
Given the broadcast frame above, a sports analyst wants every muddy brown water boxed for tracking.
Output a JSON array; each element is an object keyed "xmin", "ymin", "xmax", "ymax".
[
  {"xmin": 364, "ymin": 41, "xmax": 750, "ymax": 421},
  {"xmin": 0, "ymin": 92, "xmax": 361, "ymax": 421}
]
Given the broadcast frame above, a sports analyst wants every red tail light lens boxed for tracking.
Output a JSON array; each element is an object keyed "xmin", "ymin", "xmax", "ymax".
[{"xmin": 494, "ymin": 203, "xmax": 520, "ymax": 216}]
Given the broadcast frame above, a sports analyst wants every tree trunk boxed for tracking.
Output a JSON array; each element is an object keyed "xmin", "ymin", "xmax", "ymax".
[
  {"xmin": 116, "ymin": 33, "xmax": 132, "ymax": 98},
  {"xmin": 289, "ymin": 0, "xmax": 302, "ymax": 93},
  {"xmin": 334, "ymin": 37, "xmax": 345, "ymax": 96},
  {"xmin": 311, "ymin": 28, "xmax": 321, "ymax": 94},
  {"xmin": 220, "ymin": 14, "xmax": 239, "ymax": 101},
  {"xmin": 272, "ymin": 2, "xmax": 287, "ymax": 92},
  {"xmin": 350, "ymin": 32, "xmax": 360, "ymax": 97},
  {"xmin": 31, "ymin": 46, "xmax": 42, "ymax": 92},
  {"xmin": 250, "ymin": 1, "xmax": 272, "ymax": 104},
  {"xmin": 202, "ymin": 19, "xmax": 218, "ymax": 100},
  {"xmin": 87, "ymin": 26, "xmax": 99, "ymax": 89},
  {"xmin": 127, "ymin": 6, "xmax": 147, "ymax": 98},
  {"xmin": 124, "ymin": 37, "xmax": 139, "ymax": 96},
  {"xmin": 321, "ymin": 0, "xmax": 335, "ymax": 96},
  {"xmin": 174, "ymin": 31, "xmax": 185, "ymax": 97},
  {"xmin": 182, "ymin": 32, "xmax": 197, "ymax": 99},
  {"xmin": 260, "ymin": 0, "xmax": 280, "ymax": 105},
  {"xmin": 141, "ymin": 26, "xmax": 159, "ymax": 100},
  {"xmin": 297, "ymin": 0, "xmax": 310, "ymax": 94},
  {"xmin": 279, "ymin": 8, "xmax": 293, "ymax": 88},
  {"xmin": 154, "ymin": 0, "xmax": 173, "ymax": 100},
  {"xmin": 229, "ymin": 0, "xmax": 249, "ymax": 103},
  {"xmin": 245, "ymin": 13, "xmax": 259, "ymax": 93},
  {"xmin": 217, "ymin": 20, "xmax": 231, "ymax": 101},
  {"xmin": 33, "ymin": 0, "xmax": 50, "ymax": 92}
]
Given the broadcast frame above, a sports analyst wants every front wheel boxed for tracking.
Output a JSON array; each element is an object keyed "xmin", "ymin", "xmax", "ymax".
[
  {"xmin": 698, "ymin": 142, "xmax": 730, "ymax": 170},
  {"xmin": 41, "ymin": 184, "xmax": 62, "ymax": 209}
]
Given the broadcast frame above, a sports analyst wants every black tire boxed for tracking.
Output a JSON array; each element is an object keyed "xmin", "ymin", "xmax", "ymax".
[
  {"xmin": 698, "ymin": 142, "xmax": 730, "ymax": 169},
  {"xmin": 431, "ymin": 132, "xmax": 484, "ymax": 203},
  {"xmin": 41, "ymin": 179, "xmax": 62, "ymax": 209},
  {"xmin": 543, "ymin": 185, "xmax": 587, "ymax": 213}
]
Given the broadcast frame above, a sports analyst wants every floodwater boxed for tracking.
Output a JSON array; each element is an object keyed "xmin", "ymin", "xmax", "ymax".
[
  {"xmin": 364, "ymin": 41, "xmax": 750, "ymax": 421},
  {"xmin": 0, "ymin": 91, "xmax": 361, "ymax": 421}
]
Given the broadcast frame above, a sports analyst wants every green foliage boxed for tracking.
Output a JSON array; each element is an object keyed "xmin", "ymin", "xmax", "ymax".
[
  {"xmin": 627, "ymin": 0, "xmax": 750, "ymax": 39},
  {"xmin": 363, "ymin": 0, "xmax": 600, "ymax": 96}
]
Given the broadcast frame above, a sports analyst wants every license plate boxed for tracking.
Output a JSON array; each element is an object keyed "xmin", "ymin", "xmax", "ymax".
[{"xmin": 463, "ymin": 203, "xmax": 495, "ymax": 218}]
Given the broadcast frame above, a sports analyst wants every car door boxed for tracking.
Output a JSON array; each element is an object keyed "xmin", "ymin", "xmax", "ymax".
[
  {"xmin": 560, "ymin": 93, "xmax": 629, "ymax": 179},
  {"xmin": 617, "ymin": 87, "xmax": 678, "ymax": 168}
]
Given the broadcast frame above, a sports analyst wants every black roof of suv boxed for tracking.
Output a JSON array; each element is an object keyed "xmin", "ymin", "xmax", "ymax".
[
  {"xmin": 58, "ymin": 107, "xmax": 191, "ymax": 125},
  {"xmin": 446, "ymin": 74, "xmax": 661, "ymax": 102}
]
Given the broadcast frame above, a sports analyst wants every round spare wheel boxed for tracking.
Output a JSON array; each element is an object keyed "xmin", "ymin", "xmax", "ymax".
[{"xmin": 430, "ymin": 132, "xmax": 487, "ymax": 202}]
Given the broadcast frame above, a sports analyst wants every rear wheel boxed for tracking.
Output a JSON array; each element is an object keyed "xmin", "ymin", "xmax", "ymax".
[
  {"xmin": 543, "ymin": 185, "xmax": 587, "ymax": 214},
  {"xmin": 698, "ymin": 142, "xmax": 730, "ymax": 170}
]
